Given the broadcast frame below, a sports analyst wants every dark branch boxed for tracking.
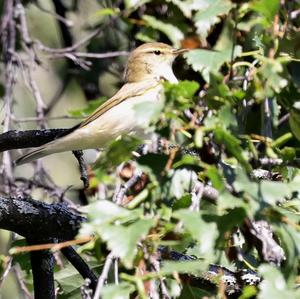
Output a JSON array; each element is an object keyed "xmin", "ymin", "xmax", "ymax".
[
  {"xmin": 0, "ymin": 195, "xmax": 84, "ymax": 242},
  {"xmin": 61, "ymin": 247, "xmax": 98, "ymax": 291},
  {"xmin": 28, "ymin": 245, "xmax": 55, "ymax": 299},
  {"xmin": 0, "ymin": 129, "xmax": 68, "ymax": 152},
  {"xmin": 72, "ymin": 150, "xmax": 89, "ymax": 189}
]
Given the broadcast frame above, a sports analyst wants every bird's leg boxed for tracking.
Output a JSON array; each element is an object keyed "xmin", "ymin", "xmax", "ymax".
[{"xmin": 72, "ymin": 150, "xmax": 89, "ymax": 189}]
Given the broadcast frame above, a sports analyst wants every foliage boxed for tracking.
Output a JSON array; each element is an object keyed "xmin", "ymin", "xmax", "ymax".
[{"xmin": 1, "ymin": 0, "xmax": 300, "ymax": 298}]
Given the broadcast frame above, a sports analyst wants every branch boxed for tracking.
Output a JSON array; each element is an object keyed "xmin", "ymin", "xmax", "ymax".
[
  {"xmin": 159, "ymin": 247, "xmax": 261, "ymax": 296},
  {"xmin": 0, "ymin": 195, "xmax": 98, "ymax": 294},
  {"xmin": 73, "ymin": 150, "xmax": 89, "ymax": 189},
  {"xmin": 0, "ymin": 196, "xmax": 84, "ymax": 242},
  {"xmin": 0, "ymin": 129, "xmax": 68, "ymax": 152},
  {"xmin": 61, "ymin": 247, "xmax": 98, "ymax": 291},
  {"xmin": 28, "ymin": 245, "xmax": 55, "ymax": 299},
  {"xmin": 93, "ymin": 252, "xmax": 115, "ymax": 299}
]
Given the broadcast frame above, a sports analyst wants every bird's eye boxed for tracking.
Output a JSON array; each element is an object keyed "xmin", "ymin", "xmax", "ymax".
[{"xmin": 153, "ymin": 50, "xmax": 161, "ymax": 55}]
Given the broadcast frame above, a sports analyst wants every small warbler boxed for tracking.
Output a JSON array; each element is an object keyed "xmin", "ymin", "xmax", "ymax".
[{"xmin": 16, "ymin": 42, "xmax": 187, "ymax": 165}]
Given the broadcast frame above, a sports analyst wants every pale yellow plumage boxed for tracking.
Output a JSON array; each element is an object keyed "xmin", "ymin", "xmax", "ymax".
[{"xmin": 16, "ymin": 42, "xmax": 187, "ymax": 165}]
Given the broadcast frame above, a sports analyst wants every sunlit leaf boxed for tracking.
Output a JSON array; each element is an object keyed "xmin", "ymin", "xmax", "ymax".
[
  {"xmin": 142, "ymin": 15, "xmax": 184, "ymax": 47},
  {"xmin": 184, "ymin": 46, "xmax": 242, "ymax": 82},
  {"xmin": 258, "ymin": 265, "xmax": 300, "ymax": 298},
  {"xmin": 99, "ymin": 218, "xmax": 155, "ymax": 268},
  {"xmin": 193, "ymin": 0, "xmax": 233, "ymax": 39},
  {"xmin": 100, "ymin": 282, "xmax": 135, "ymax": 299}
]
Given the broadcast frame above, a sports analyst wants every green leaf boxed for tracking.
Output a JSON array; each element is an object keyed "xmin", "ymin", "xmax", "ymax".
[
  {"xmin": 173, "ymin": 194, "xmax": 192, "ymax": 210},
  {"xmin": 100, "ymin": 282, "xmax": 135, "ymax": 299},
  {"xmin": 82, "ymin": 200, "xmax": 155, "ymax": 268},
  {"xmin": 55, "ymin": 264, "xmax": 84, "ymax": 297},
  {"xmin": 193, "ymin": 0, "xmax": 233, "ymax": 39},
  {"xmin": 160, "ymin": 260, "xmax": 207, "ymax": 275},
  {"xmin": 206, "ymin": 165, "xmax": 225, "ymax": 191},
  {"xmin": 233, "ymin": 168, "xmax": 259, "ymax": 201},
  {"xmin": 142, "ymin": 15, "xmax": 184, "ymax": 47},
  {"xmin": 180, "ymin": 284, "xmax": 212, "ymax": 298},
  {"xmin": 82, "ymin": 200, "xmax": 133, "ymax": 224},
  {"xmin": 214, "ymin": 127, "xmax": 252, "ymax": 172},
  {"xmin": 257, "ymin": 59, "xmax": 288, "ymax": 98},
  {"xmin": 164, "ymin": 80, "xmax": 200, "ymax": 101},
  {"xmin": 218, "ymin": 105, "xmax": 238, "ymax": 129},
  {"xmin": 99, "ymin": 219, "xmax": 155, "ymax": 268},
  {"xmin": 184, "ymin": 46, "xmax": 242, "ymax": 82},
  {"xmin": 252, "ymin": 0, "xmax": 280, "ymax": 26},
  {"xmin": 68, "ymin": 97, "xmax": 107, "ymax": 117},
  {"xmin": 259, "ymin": 181, "xmax": 291, "ymax": 205},
  {"xmin": 95, "ymin": 136, "xmax": 142, "ymax": 169},
  {"xmin": 55, "ymin": 262, "xmax": 100, "ymax": 298},
  {"xmin": 174, "ymin": 210, "xmax": 218, "ymax": 256},
  {"xmin": 167, "ymin": 169, "xmax": 198, "ymax": 199},
  {"xmin": 258, "ymin": 264, "xmax": 300, "ymax": 299}
]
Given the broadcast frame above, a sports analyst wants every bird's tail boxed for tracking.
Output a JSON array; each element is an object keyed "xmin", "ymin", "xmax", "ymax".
[{"xmin": 15, "ymin": 145, "xmax": 55, "ymax": 165}]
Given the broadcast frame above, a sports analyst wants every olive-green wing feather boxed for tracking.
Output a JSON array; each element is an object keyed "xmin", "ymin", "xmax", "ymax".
[{"xmin": 79, "ymin": 79, "xmax": 160, "ymax": 128}]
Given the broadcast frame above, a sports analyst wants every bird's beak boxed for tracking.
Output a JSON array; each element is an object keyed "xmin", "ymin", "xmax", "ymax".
[{"xmin": 172, "ymin": 48, "xmax": 189, "ymax": 55}]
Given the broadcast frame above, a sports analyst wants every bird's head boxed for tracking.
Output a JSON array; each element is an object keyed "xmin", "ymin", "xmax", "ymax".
[{"xmin": 124, "ymin": 42, "xmax": 188, "ymax": 83}]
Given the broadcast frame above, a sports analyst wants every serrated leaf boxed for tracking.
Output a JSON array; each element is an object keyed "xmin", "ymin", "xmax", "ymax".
[
  {"xmin": 168, "ymin": 169, "xmax": 198, "ymax": 199},
  {"xmin": 100, "ymin": 282, "xmax": 135, "ymax": 299},
  {"xmin": 55, "ymin": 262, "xmax": 100, "ymax": 298},
  {"xmin": 259, "ymin": 181, "xmax": 291, "ymax": 205},
  {"xmin": 160, "ymin": 260, "xmax": 207, "ymax": 275},
  {"xmin": 173, "ymin": 194, "xmax": 192, "ymax": 210},
  {"xmin": 98, "ymin": 218, "xmax": 155, "ymax": 268},
  {"xmin": 252, "ymin": 0, "xmax": 280, "ymax": 25},
  {"xmin": 174, "ymin": 210, "xmax": 218, "ymax": 255},
  {"xmin": 214, "ymin": 127, "xmax": 252, "ymax": 172},
  {"xmin": 95, "ymin": 136, "xmax": 142, "ymax": 169},
  {"xmin": 193, "ymin": 0, "xmax": 232, "ymax": 39},
  {"xmin": 258, "ymin": 265, "xmax": 300, "ymax": 299},
  {"xmin": 164, "ymin": 80, "xmax": 200, "ymax": 101},
  {"xmin": 82, "ymin": 200, "xmax": 133, "ymax": 224},
  {"xmin": 184, "ymin": 46, "xmax": 242, "ymax": 82},
  {"xmin": 142, "ymin": 15, "xmax": 184, "ymax": 47}
]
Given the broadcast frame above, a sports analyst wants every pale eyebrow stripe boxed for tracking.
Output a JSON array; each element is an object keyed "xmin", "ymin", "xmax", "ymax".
[{"xmin": 138, "ymin": 47, "xmax": 171, "ymax": 53}]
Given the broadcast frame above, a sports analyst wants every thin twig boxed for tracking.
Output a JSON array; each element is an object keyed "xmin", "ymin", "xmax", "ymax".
[
  {"xmin": 0, "ymin": 0, "xmax": 17, "ymax": 193},
  {"xmin": 14, "ymin": 265, "xmax": 33, "ymax": 299},
  {"xmin": 34, "ymin": 1, "xmax": 73, "ymax": 27},
  {"xmin": 150, "ymin": 254, "xmax": 170, "ymax": 299},
  {"xmin": 190, "ymin": 181, "xmax": 204, "ymax": 211},
  {"xmin": 93, "ymin": 252, "xmax": 115, "ymax": 299},
  {"xmin": 15, "ymin": 0, "xmax": 47, "ymax": 129},
  {"xmin": 36, "ymin": 26, "xmax": 104, "ymax": 54},
  {"xmin": 262, "ymin": 98, "xmax": 273, "ymax": 139},
  {"xmin": 0, "ymin": 257, "xmax": 13, "ymax": 288},
  {"xmin": 73, "ymin": 150, "xmax": 90, "ymax": 189},
  {"xmin": 47, "ymin": 50, "xmax": 129, "ymax": 59},
  {"xmin": 113, "ymin": 170, "xmax": 142, "ymax": 205},
  {"xmin": 10, "ymin": 236, "xmax": 93, "ymax": 254},
  {"xmin": 114, "ymin": 258, "xmax": 119, "ymax": 285}
]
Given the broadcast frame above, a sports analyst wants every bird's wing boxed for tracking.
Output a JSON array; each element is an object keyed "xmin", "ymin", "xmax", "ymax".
[{"xmin": 78, "ymin": 79, "xmax": 160, "ymax": 129}]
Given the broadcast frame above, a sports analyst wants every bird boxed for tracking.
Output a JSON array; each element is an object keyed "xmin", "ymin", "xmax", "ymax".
[{"xmin": 15, "ymin": 42, "xmax": 187, "ymax": 165}]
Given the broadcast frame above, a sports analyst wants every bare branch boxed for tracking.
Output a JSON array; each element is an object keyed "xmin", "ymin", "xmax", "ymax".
[{"xmin": 93, "ymin": 252, "xmax": 115, "ymax": 299}]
